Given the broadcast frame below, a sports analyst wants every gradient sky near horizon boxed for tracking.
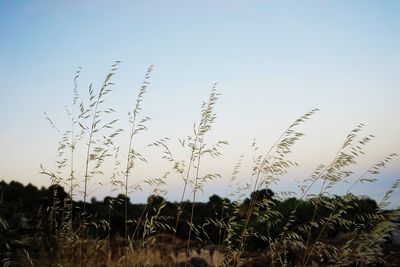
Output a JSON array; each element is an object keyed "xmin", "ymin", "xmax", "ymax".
[{"xmin": 1, "ymin": 1, "xmax": 399, "ymax": 207}]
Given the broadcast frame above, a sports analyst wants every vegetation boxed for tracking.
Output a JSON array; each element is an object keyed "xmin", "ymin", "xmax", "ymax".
[{"xmin": 0, "ymin": 64, "xmax": 399, "ymax": 267}]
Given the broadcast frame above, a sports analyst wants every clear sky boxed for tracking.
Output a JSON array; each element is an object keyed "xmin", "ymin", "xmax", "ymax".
[{"xmin": 1, "ymin": 1, "xmax": 399, "ymax": 207}]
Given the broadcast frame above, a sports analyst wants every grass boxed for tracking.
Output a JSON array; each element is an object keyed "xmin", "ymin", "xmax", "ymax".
[{"xmin": 7, "ymin": 63, "xmax": 397, "ymax": 267}]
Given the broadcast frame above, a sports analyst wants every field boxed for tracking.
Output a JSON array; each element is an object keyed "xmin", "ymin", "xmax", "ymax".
[{"xmin": 1, "ymin": 64, "xmax": 399, "ymax": 267}]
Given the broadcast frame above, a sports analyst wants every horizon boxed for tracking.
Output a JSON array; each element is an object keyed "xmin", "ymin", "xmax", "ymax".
[{"xmin": 1, "ymin": 1, "xmax": 399, "ymax": 209}]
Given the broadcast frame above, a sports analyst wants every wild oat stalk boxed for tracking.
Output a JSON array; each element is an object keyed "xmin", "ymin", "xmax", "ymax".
[
  {"xmin": 40, "ymin": 67, "xmax": 84, "ymax": 264},
  {"xmin": 80, "ymin": 61, "xmax": 121, "ymax": 230},
  {"xmin": 297, "ymin": 124, "xmax": 373, "ymax": 266},
  {"xmin": 159, "ymin": 84, "xmax": 227, "ymax": 256},
  {"xmin": 122, "ymin": 65, "xmax": 153, "ymax": 259},
  {"xmin": 182, "ymin": 85, "xmax": 227, "ymax": 255},
  {"xmin": 64, "ymin": 67, "xmax": 81, "ymax": 246},
  {"xmin": 232, "ymin": 108, "xmax": 318, "ymax": 266},
  {"xmin": 42, "ymin": 62, "xmax": 122, "ymax": 266}
]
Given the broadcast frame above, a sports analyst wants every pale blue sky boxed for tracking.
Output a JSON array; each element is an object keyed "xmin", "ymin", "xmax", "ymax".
[{"xmin": 0, "ymin": 1, "xmax": 399, "ymax": 207}]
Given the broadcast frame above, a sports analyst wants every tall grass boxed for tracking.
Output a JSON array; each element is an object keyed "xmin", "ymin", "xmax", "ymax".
[
  {"xmin": 35, "ymin": 63, "xmax": 400, "ymax": 267},
  {"xmin": 122, "ymin": 65, "xmax": 152, "ymax": 254}
]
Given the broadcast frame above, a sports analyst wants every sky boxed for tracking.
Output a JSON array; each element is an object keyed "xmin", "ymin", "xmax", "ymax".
[{"xmin": 0, "ymin": 1, "xmax": 399, "ymax": 207}]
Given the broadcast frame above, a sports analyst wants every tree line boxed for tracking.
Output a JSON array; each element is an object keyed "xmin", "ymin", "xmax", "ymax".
[{"xmin": 0, "ymin": 180, "xmax": 380, "ymax": 251}]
